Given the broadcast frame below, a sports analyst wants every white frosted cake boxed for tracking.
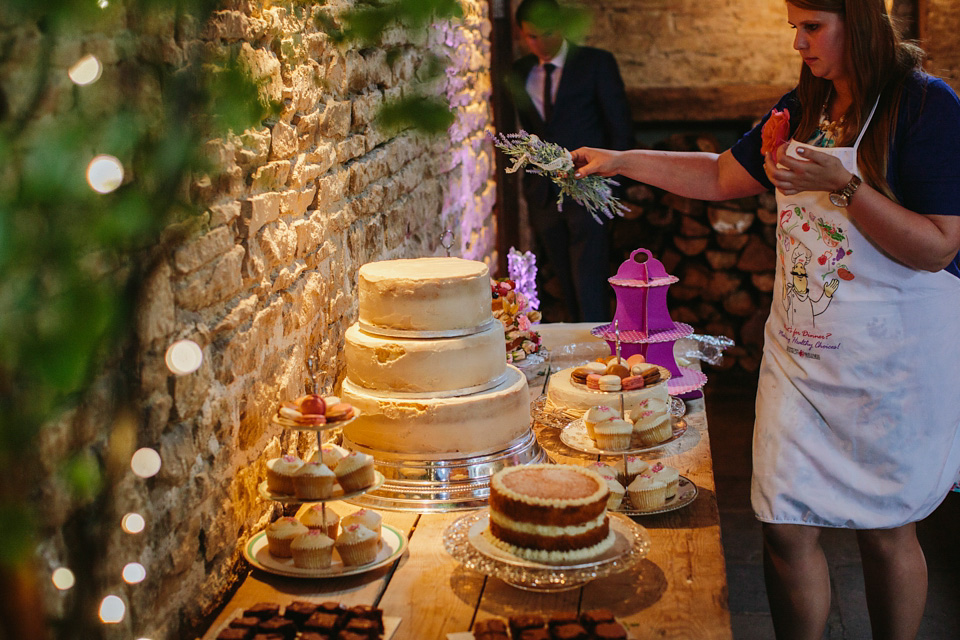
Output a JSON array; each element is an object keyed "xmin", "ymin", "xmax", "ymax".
[
  {"xmin": 344, "ymin": 321, "xmax": 505, "ymax": 393},
  {"xmin": 546, "ymin": 365, "xmax": 671, "ymax": 420},
  {"xmin": 357, "ymin": 257, "xmax": 491, "ymax": 332},
  {"xmin": 342, "ymin": 257, "xmax": 533, "ymax": 460}
]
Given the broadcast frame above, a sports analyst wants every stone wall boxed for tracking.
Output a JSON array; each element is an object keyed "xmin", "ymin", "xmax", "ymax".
[{"xmin": 20, "ymin": 1, "xmax": 496, "ymax": 638}]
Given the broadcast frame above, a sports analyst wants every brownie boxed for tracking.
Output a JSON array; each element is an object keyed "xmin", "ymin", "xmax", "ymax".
[
  {"xmin": 284, "ymin": 601, "xmax": 319, "ymax": 626},
  {"xmin": 299, "ymin": 634, "xmax": 332, "ymax": 640},
  {"xmin": 304, "ymin": 612, "xmax": 342, "ymax": 634},
  {"xmin": 343, "ymin": 618, "xmax": 379, "ymax": 639},
  {"xmin": 549, "ymin": 623, "xmax": 589, "ymax": 640},
  {"xmin": 258, "ymin": 616, "xmax": 297, "ymax": 640},
  {"xmin": 345, "ymin": 604, "xmax": 384, "ymax": 632},
  {"xmin": 244, "ymin": 603, "xmax": 281, "ymax": 620},
  {"xmin": 579, "ymin": 609, "xmax": 614, "ymax": 630},
  {"xmin": 229, "ymin": 616, "xmax": 262, "ymax": 630},
  {"xmin": 508, "ymin": 614, "xmax": 545, "ymax": 637},
  {"xmin": 336, "ymin": 632, "xmax": 368, "ymax": 640},
  {"xmin": 592, "ymin": 621, "xmax": 628, "ymax": 640},
  {"xmin": 547, "ymin": 612, "xmax": 579, "ymax": 629},
  {"xmin": 474, "ymin": 633, "xmax": 510, "ymax": 640},
  {"xmin": 216, "ymin": 629, "xmax": 250, "ymax": 640},
  {"xmin": 250, "ymin": 634, "xmax": 284, "ymax": 640},
  {"xmin": 473, "ymin": 619, "xmax": 508, "ymax": 634},
  {"xmin": 317, "ymin": 601, "xmax": 346, "ymax": 615},
  {"xmin": 518, "ymin": 629, "xmax": 550, "ymax": 640}
]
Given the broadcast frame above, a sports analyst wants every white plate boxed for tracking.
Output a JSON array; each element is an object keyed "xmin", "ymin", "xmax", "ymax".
[
  {"xmin": 257, "ymin": 471, "xmax": 385, "ymax": 503},
  {"xmin": 615, "ymin": 475, "xmax": 698, "ymax": 515},
  {"xmin": 242, "ymin": 523, "xmax": 408, "ymax": 578},
  {"xmin": 560, "ymin": 415, "xmax": 687, "ymax": 455}
]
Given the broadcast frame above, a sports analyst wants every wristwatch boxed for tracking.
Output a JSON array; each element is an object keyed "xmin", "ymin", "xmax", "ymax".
[{"xmin": 829, "ymin": 174, "xmax": 861, "ymax": 207}]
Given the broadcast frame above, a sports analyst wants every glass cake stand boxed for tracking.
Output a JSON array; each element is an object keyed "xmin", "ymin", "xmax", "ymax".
[{"xmin": 443, "ymin": 511, "xmax": 651, "ymax": 592}]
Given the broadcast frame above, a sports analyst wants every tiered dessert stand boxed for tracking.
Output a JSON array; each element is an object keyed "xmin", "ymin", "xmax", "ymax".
[
  {"xmin": 342, "ymin": 322, "xmax": 547, "ymax": 513},
  {"xmin": 243, "ymin": 360, "xmax": 407, "ymax": 578},
  {"xmin": 591, "ymin": 248, "xmax": 707, "ymax": 398}
]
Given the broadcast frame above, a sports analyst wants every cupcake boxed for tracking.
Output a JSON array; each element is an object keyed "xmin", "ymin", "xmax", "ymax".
[
  {"xmin": 614, "ymin": 456, "xmax": 651, "ymax": 486},
  {"xmin": 265, "ymin": 455, "xmax": 303, "ymax": 495},
  {"xmin": 308, "ymin": 442, "xmax": 349, "ymax": 469},
  {"xmin": 633, "ymin": 415, "xmax": 673, "ymax": 446},
  {"xmin": 335, "ymin": 452, "xmax": 376, "ymax": 492},
  {"xmin": 300, "ymin": 504, "xmax": 340, "ymax": 539},
  {"xmin": 651, "ymin": 464, "xmax": 680, "ymax": 499},
  {"xmin": 293, "ymin": 462, "xmax": 336, "ymax": 500},
  {"xmin": 592, "ymin": 418, "xmax": 633, "ymax": 451},
  {"xmin": 341, "ymin": 509, "xmax": 382, "ymax": 542},
  {"xmin": 335, "ymin": 524, "xmax": 380, "ymax": 566},
  {"xmin": 584, "ymin": 405, "xmax": 618, "ymax": 439},
  {"xmin": 586, "ymin": 462, "xmax": 618, "ymax": 483},
  {"xmin": 290, "ymin": 530, "xmax": 334, "ymax": 569},
  {"xmin": 265, "ymin": 517, "xmax": 309, "ymax": 557},
  {"xmin": 605, "ymin": 478, "xmax": 626, "ymax": 511},
  {"xmin": 627, "ymin": 475, "xmax": 667, "ymax": 511}
]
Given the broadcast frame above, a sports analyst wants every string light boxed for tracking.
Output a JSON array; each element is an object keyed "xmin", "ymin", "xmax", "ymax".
[
  {"xmin": 131, "ymin": 448, "xmax": 161, "ymax": 478},
  {"xmin": 122, "ymin": 562, "xmax": 146, "ymax": 584},
  {"xmin": 121, "ymin": 512, "xmax": 145, "ymax": 534},
  {"xmin": 164, "ymin": 339, "xmax": 203, "ymax": 375},
  {"xmin": 86, "ymin": 155, "xmax": 124, "ymax": 194},
  {"xmin": 68, "ymin": 54, "xmax": 102, "ymax": 86},
  {"xmin": 51, "ymin": 567, "xmax": 76, "ymax": 590},
  {"xmin": 98, "ymin": 0, "xmax": 109, "ymax": 7},
  {"xmin": 99, "ymin": 595, "xmax": 125, "ymax": 623}
]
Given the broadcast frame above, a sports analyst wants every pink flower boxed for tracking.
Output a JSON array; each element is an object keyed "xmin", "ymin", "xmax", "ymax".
[
  {"xmin": 761, "ymin": 108, "xmax": 790, "ymax": 155},
  {"xmin": 517, "ymin": 314, "xmax": 531, "ymax": 331}
]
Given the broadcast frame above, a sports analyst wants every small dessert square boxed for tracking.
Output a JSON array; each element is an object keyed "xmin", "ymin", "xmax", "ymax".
[
  {"xmin": 592, "ymin": 621, "xmax": 628, "ymax": 640},
  {"xmin": 548, "ymin": 622, "xmax": 589, "ymax": 640},
  {"xmin": 304, "ymin": 612, "xmax": 341, "ymax": 634},
  {"xmin": 228, "ymin": 616, "xmax": 261, "ymax": 630},
  {"xmin": 518, "ymin": 628, "xmax": 550, "ymax": 640},
  {"xmin": 216, "ymin": 628, "xmax": 251, "ymax": 640},
  {"xmin": 579, "ymin": 608, "xmax": 615, "ymax": 629},
  {"xmin": 283, "ymin": 601, "xmax": 318, "ymax": 627},
  {"xmin": 257, "ymin": 616, "xmax": 296, "ymax": 640},
  {"xmin": 508, "ymin": 614, "xmax": 545, "ymax": 637},
  {"xmin": 473, "ymin": 619, "xmax": 507, "ymax": 635},
  {"xmin": 243, "ymin": 603, "xmax": 281, "ymax": 620},
  {"xmin": 344, "ymin": 604, "xmax": 384, "ymax": 633}
]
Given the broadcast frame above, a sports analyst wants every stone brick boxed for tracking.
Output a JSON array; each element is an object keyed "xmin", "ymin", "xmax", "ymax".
[
  {"xmin": 288, "ymin": 158, "xmax": 325, "ymax": 190},
  {"xmin": 239, "ymin": 191, "xmax": 281, "ymax": 238},
  {"xmin": 174, "ymin": 345, "xmax": 213, "ymax": 420},
  {"xmin": 175, "ymin": 245, "xmax": 245, "ymax": 311},
  {"xmin": 258, "ymin": 220, "xmax": 297, "ymax": 268},
  {"xmin": 137, "ymin": 262, "xmax": 176, "ymax": 345},
  {"xmin": 239, "ymin": 128, "xmax": 272, "ymax": 168},
  {"xmin": 238, "ymin": 42, "xmax": 282, "ymax": 104},
  {"xmin": 269, "ymin": 120, "xmax": 298, "ymax": 161},
  {"xmin": 337, "ymin": 135, "xmax": 367, "ymax": 164},
  {"xmin": 352, "ymin": 90, "xmax": 383, "ymax": 128},
  {"xmin": 174, "ymin": 226, "xmax": 235, "ymax": 274},
  {"xmin": 318, "ymin": 100, "xmax": 352, "ymax": 139},
  {"xmin": 250, "ymin": 160, "xmax": 291, "ymax": 192},
  {"xmin": 279, "ymin": 186, "xmax": 317, "ymax": 217},
  {"xmin": 304, "ymin": 142, "xmax": 337, "ymax": 173}
]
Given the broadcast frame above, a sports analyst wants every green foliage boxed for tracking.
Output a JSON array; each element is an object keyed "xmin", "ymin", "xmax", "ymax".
[{"xmin": 375, "ymin": 94, "xmax": 454, "ymax": 135}]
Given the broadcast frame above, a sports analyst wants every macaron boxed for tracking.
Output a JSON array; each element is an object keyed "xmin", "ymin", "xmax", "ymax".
[
  {"xmin": 626, "ymin": 354, "xmax": 647, "ymax": 369},
  {"xmin": 605, "ymin": 356, "xmax": 629, "ymax": 367},
  {"xmin": 605, "ymin": 363, "xmax": 630, "ymax": 379},
  {"xmin": 597, "ymin": 374, "xmax": 622, "ymax": 392},
  {"xmin": 583, "ymin": 362, "xmax": 607, "ymax": 375},
  {"xmin": 621, "ymin": 375, "xmax": 645, "ymax": 390},
  {"xmin": 586, "ymin": 374, "xmax": 602, "ymax": 390},
  {"xmin": 325, "ymin": 402, "xmax": 355, "ymax": 422},
  {"xmin": 571, "ymin": 367, "xmax": 592, "ymax": 385}
]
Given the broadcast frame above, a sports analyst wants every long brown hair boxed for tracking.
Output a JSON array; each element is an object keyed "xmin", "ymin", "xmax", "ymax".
[{"xmin": 789, "ymin": 0, "xmax": 924, "ymax": 201}]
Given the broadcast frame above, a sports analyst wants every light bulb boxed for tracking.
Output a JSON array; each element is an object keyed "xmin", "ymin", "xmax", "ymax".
[
  {"xmin": 122, "ymin": 562, "xmax": 146, "ymax": 584},
  {"xmin": 121, "ymin": 512, "xmax": 145, "ymax": 534},
  {"xmin": 68, "ymin": 54, "xmax": 102, "ymax": 86},
  {"xmin": 51, "ymin": 567, "xmax": 75, "ymax": 590},
  {"xmin": 98, "ymin": 595, "xmax": 125, "ymax": 623},
  {"xmin": 164, "ymin": 339, "xmax": 203, "ymax": 375},
  {"xmin": 86, "ymin": 155, "xmax": 124, "ymax": 194},
  {"xmin": 131, "ymin": 448, "xmax": 161, "ymax": 478}
]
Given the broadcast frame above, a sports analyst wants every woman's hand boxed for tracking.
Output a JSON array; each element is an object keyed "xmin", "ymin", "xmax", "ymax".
[
  {"xmin": 764, "ymin": 145, "xmax": 851, "ymax": 195},
  {"xmin": 571, "ymin": 147, "xmax": 623, "ymax": 178}
]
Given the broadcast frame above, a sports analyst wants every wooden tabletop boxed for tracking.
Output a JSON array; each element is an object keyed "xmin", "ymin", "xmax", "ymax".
[{"xmin": 202, "ymin": 325, "xmax": 732, "ymax": 640}]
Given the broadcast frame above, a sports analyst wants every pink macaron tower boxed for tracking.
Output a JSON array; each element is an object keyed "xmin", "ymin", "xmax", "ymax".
[{"xmin": 591, "ymin": 248, "xmax": 707, "ymax": 396}]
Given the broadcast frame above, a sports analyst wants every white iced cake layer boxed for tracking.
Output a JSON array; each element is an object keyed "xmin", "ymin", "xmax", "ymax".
[
  {"xmin": 357, "ymin": 257, "xmax": 492, "ymax": 332},
  {"xmin": 344, "ymin": 321, "xmax": 506, "ymax": 393},
  {"xmin": 546, "ymin": 366, "xmax": 671, "ymax": 419},
  {"xmin": 341, "ymin": 365, "xmax": 531, "ymax": 459}
]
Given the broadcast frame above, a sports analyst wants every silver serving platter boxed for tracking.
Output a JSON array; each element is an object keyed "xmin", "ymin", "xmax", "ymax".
[
  {"xmin": 444, "ymin": 511, "xmax": 651, "ymax": 592},
  {"xmin": 341, "ymin": 430, "xmax": 547, "ymax": 512}
]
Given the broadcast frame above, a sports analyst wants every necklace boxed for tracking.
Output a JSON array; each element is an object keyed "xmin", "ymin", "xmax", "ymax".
[{"xmin": 812, "ymin": 93, "xmax": 847, "ymax": 147}]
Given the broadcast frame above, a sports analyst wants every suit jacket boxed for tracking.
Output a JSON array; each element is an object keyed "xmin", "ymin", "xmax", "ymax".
[{"xmin": 509, "ymin": 44, "xmax": 634, "ymax": 209}]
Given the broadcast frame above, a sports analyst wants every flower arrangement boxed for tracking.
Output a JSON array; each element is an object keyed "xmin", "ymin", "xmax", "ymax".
[
  {"xmin": 490, "ymin": 130, "xmax": 629, "ymax": 223},
  {"xmin": 491, "ymin": 278, "xmax": 543, "ymax": 363}
]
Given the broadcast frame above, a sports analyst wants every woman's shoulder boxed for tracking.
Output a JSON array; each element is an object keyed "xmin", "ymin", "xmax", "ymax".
[{"xmin": 900, "ymin": 70, "xmax": 960, "ymax": 116}]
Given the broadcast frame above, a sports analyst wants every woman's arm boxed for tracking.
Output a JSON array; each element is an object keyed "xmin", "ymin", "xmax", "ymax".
[
  {"xmin": 767, "ymin": 147, "xmax": 960, "ymax": 272},
  {"xmin": 571, "ymin": 147, "xmax": 768, "ymax": 201}
]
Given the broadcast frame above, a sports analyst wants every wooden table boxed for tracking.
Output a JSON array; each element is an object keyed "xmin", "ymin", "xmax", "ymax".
[{"xmin": 203, "ymin": 324, "xmax": 732, "ymax": 639}]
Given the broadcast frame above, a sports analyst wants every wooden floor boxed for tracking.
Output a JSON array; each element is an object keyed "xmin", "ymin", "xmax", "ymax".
[{"xmin": 704, "ymin": 368, "xmax": 960, "ymax": 640}]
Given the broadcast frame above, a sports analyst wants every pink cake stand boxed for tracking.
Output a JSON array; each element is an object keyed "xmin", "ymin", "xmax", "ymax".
[{"xmin": 591, "ymin": 248, "xmax": 707, "ymax": 397}]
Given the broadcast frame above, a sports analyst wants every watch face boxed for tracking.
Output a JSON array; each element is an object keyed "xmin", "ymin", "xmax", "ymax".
[{"xmin": 829, "ymin": 192, "xmax": 848, "ymax": 207}]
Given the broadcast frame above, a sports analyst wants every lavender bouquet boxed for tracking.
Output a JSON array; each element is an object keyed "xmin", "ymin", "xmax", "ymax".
[{"xmin": 490, "ymin": 130, "xmax": 629, "ymax": 223}]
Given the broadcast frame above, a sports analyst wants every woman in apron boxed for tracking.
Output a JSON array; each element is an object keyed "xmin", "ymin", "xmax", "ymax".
[{"xmin": 570, "ymin": 1, "xmax": 960, "ymax": 638}]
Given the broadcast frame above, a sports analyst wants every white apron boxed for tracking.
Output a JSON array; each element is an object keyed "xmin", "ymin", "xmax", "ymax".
[{"xmin": 751, "ymin": 100, "xmax": 960, "ymax": 528}]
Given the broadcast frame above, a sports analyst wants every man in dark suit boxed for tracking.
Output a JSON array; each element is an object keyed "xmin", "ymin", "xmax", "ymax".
[{"xmin": 509, "ymin": 0, "xmax": 634, "ymax": 322}]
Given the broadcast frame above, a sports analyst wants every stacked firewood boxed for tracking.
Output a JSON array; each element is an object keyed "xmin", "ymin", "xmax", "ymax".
[{"xmin": 610, "ymin": 133, "xmax": 777, "ymax": 373}]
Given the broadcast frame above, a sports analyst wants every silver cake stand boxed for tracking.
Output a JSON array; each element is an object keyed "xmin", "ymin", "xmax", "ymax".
[{"xmin": 341, "ymin": 430, "xmax": 547, "ymax": 512}]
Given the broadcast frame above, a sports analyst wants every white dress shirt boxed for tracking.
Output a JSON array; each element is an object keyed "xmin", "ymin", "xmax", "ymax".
[{"xmin": 525, "ymin": 40, "xmax": 569, "ymax": 120}]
